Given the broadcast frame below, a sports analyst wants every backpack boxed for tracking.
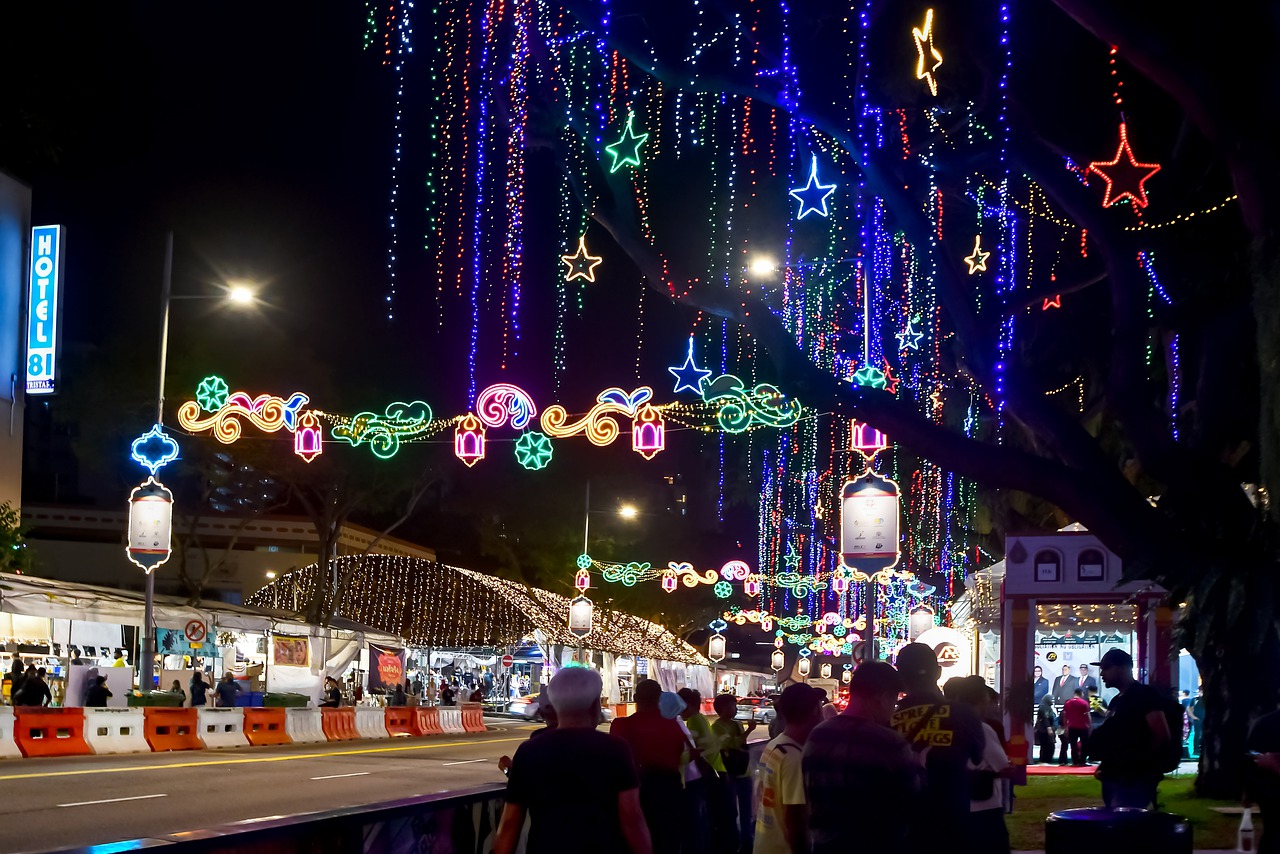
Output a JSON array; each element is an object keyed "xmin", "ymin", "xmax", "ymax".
[{"xmin": 1157, "ymin": 695, "xmax": 1186, "ymax": 773}]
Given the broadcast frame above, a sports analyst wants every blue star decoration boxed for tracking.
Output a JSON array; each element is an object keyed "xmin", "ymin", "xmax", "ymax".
[
  {"xmin": 896, "ymin": 318, "xmax": 924, "ymax": 351},
  {"xmin": 669, "ymin": 336, "xmax": 713, "ymax": 395},
  {"xmin": 784, "ymin": 542, "xmax": 802, "ymax": 569},
  {"xmin": 604, "ymin": 113, "xmax": 649, "ymax": 173},
  {"xmin": 131, "ymin": 423, "xmax": 180, "ymax": 475},
  {"xmin": 789, "ymin": 155, "xmax": 837, "ymax": 219}
]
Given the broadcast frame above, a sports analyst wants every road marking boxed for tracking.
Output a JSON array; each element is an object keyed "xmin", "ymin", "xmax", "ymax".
[
  {"xmin": 310, "ymin": 772, "xmax": 372, "ymax": 780},
  {"xmin": 441, "ymin": 759, "xmax": 487, "ymax": 766},
  {"xmin": 0, "ymin": 735, "xmax": 528, "ymax": 783},
  {"xmin": 59, "ymin": 793, "xmax": 168, "ymax": 808}
]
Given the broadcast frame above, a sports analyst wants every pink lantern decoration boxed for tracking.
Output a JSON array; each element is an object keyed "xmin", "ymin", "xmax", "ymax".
[
  {"xmin": 849, "ymin": 418, "xmax": 889, "ymax": 459},
  {"xmin": 294, "ymin": 411, "xmax": 323, "ymax": 463},
  {"xmin": 661, "ymin": 569, "xmax": 678, "ymax": 593},
  {"xmin": 744, "ymin": 574, "xmax": 761, "ymax": 596},
  {"xmin": 575, "ymin": 569, "xmax": 591, "ymax": 591},
  {"xmin": 761, "ymin": 618, "xmax": 773, "ymax": 632},
  {"xmin": 832, "ymin": 572, "xmax": 849, "ymax": 594},
  {"xmin": 631, "ymin": 403, "xmax": 666, "ymax": 459},
  {"xmin": 454, "ymin": 413, "xmax": 487, "ymax": 467}
]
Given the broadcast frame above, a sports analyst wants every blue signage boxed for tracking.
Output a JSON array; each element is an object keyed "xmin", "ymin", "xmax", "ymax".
[{"xmin": 26, "ymin": 225, "xmax": 63, "ymax": 395}]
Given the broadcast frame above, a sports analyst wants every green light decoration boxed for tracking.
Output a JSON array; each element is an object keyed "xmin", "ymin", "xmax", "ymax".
[
  {"xmin": 602, "ymin": 561, "xmax": 651, "ymax": 586},
  {"xmin": 700, "ymin": 375, "xmax": 802, "ymax": 433},
  {"xmin": 783, "ymin": 542, "xmax": 802, "ymax": 569},
  {"xmin": 604, "ymin": 113, "xmax": 649, "ymax": 173},
  {"xmin": 776, "ymin": 571, "xmax": 827, "ymax": 598},
  {"xmin": 330, "ymin": 401, "xmax": 433, "ymax": 459},
  {"xmin": 713, "ymin": 581, "xmax": 733, "ymax": 599},
  {"xmin": 776, "ymin": 615, "xmax": 814, "ymax": 632},
  {"xmin": 514, "ymin": 430, "xmax": 553, "ymax": 470},
  {"xmin": 196, "ymin": 375, "xmax": 230, "ymax": 413},
  {"xmin": 853, "ymin": 365, "xmax": 887, "ymax": 389},
  {"xmin": 576, "ymin": 553, "xmax": 593, "ymax": 570},
  {"xmin": 833, "ymin": 625, "xmax": 847, "ymax": 637}
]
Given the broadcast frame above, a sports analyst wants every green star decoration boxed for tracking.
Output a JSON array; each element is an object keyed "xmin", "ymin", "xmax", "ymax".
[
  {"xmin": 196, "ymin": 375, "xmax": 230, "ymax": 412},
  {"xmin": 714, "ymin": 581, "xmax": 733, "ymax": 599},
  {"xmin": 784, "ymin": 542, "xmax": 802, "ymax": 569},
  {"xmin": 853, "ymin": 365, "xmax": 887, "ymax": 389},
  {"xmin": 514, "ymin": 430, "xmax": 554, "ymax": 470},
  {"xmin": 604, "ymin": 113, "xmax": 649, "ymax": 173},
  {"xmin": 576, "ymin": 553, "xmax": 593, "ymax": 570}
]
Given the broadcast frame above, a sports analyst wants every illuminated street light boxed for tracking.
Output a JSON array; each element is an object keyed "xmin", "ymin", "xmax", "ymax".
[
  {"xmin": 748, "ymin": 256, "xmax": 777, "ymax": 278},
  {"xmin": 618, "ymin": 503, "xmax": 639, "ymax": 520},
  {"xmin": 227, "ymin": 283, "xmax": 257, "ymax": 304}
]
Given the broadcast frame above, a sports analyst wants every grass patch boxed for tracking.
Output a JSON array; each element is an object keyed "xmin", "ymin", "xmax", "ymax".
[{"xmin": 1007, "ymin": 773, "xmax": 1248, "ymax": 850}]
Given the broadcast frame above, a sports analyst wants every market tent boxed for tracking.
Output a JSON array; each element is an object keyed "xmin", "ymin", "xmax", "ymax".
[{"xmin": 248, "ymin": 555, "xmax": 708, "ymax": 665}]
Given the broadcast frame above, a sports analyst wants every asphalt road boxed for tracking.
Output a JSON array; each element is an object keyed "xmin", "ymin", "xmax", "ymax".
[{"xmin": 0, "ymin": 717, "xmax": 536, "ymax": 853}]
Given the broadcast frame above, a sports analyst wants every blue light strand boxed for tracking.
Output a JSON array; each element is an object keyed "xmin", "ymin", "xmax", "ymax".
[
  {"xmin": 467, "ymin": 0, "xmax": 499, "ymax": 406},
  {"xmin": 1139, "ymin": 250, "xmax": 1180, "ymax": 441},
  {"xmin": 384, "ymin": 1, "xmax": 414, "ymax": 321}
]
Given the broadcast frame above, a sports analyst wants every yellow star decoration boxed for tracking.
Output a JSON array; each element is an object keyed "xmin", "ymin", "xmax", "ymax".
[
  {"xmin": 964, "ymin": 234, "xmax": 990, "ymax": 275},
  {"xmin": 560, "ymin": 235, "xmax": 603, "ymax": 283},
  {"xmin": 912, "ymin": 8, "xmax": 942, "ymax": 97}
]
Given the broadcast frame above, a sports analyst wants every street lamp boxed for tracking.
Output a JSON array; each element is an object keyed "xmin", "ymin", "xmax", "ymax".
[
  {"xmin": 132, "ymin": 232, "xmax": 260, "ymax": 694},
  {"xmin": 578, "ymin": 482, "xmax": 638, "ymax": 565},
  {"xmin": 748, "ymin": 256, "xmax": 777, "ymax": 279}
]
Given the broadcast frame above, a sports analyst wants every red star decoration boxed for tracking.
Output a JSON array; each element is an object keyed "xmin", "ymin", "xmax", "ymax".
[
  {"xmin": 1042, "ymin": 295, "xmax": 1062, "ymax": 310},
  {"xmin": 1087, "ymin": 123, "xmax": 1161, "ymax": 209},
  {"xmin": 881, "ymin": 358, "xmax": 901, "ymax": 394}
]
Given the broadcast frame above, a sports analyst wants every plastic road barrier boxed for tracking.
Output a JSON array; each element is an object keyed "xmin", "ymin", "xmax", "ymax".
[
  {"xmin": 438, "ymin": 707, "xmax": 465, "ymax": 734},
  {"xmin": 83, "ymin": 707, "xmax": 149, "ymax": 755},
  {"xmin": 285, "ymin": 708, "xmax": 327, "ymax": 744},
  {"xmin": 243, "ymin": 707, "xmax": 291, "ymax": 746},
  {"xmin": 197, "ymin": 707, "xmax": 250, "ymax": 749},
  {"xmin": 143, "ymin": 707, "xmax": 203, "ymax": 752},
  {"xmin": 459, "ymin": 702, "xmax": 486, "ymax": 733},
  {"xmin": 0, "ymin": 707, "xmax": 24, "ymax": 759},
  {"xmin": 14, "ymin": 707, "xmax": 93, "ymax": 758},
  {"xmin": 383, "ymin": 706, "xmax": 414, "ymax": 737},
  {"xmin": 413, "ymin": 706, "xmax": 443, "ymax": 736},
  {"xmin": 354, "ymin": 706, "xmax": 390, "ymax": 739},
  {"xmin": 321, "ymin": 707, "xmax": 357, "ymax": 741}
]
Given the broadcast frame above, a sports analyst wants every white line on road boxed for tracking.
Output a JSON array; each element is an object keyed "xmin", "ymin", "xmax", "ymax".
[
  {"xmin": 59, "ymin": 793, "xmax": 168, "ymax": 808},
  {"xmin": 441, "ymin": 759, "xmax": 487, "ymax": 767},
  {"xmin": 310, "ymin": 772, "xmax": 372, "ymax": 780}
]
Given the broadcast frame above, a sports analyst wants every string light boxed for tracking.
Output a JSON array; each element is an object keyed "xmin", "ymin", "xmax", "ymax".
[
  {"xmin": 911, "ymin": 8, "xmax": 942, "ymax": 96},
  {"xmin": 1087, "ymin": 122, "xmax": 1161, "ymax": 209}
]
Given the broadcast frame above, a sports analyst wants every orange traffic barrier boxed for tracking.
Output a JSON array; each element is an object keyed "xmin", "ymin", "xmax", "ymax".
[
  {"xmin": 460, "ymin": 702, "xmax": 486, "ymax": 733},
  {"xmin": 321, "ymin": 707, "xmax": 356, "ymax": 741},
  {"xmin": 385, "ymin": 706, "xmax": 416, "ymax": 737},
  {"xmin": 413, "ymin": 706, "xmax": 443, "ymax": 736},
  {"xmin": 243, "ymin": 708, "xmax": 292, "ymax": 746},
  {"xmin": 143, "ymin": 707, "xmax": 202, "ymax": 752},
  {"xmin": 13, "ymin": 707, "xmax": 92, "ymax": 758}
]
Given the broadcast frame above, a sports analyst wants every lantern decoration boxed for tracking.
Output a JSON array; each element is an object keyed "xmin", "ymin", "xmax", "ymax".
[
  {"xmin": 708, "ymin": 633, "xmax": 727, "ymax": 663},
  {"xmin": 909, "ymin": 604, "xmax": 937, "ymax": 641},
  {"xmin": 127, "ymin": 477, "xmax": 174, "ymax": 571},
  {"xmin": 631, "ymin": 403, "xmax": 666, "ymax": 459},
  {"xmin": 130, "ymin": 423, "xmax": 180, "ymax": 475},
  {"xmin": 454, "ymin": 413, "xmax": 487, "ymax": 466},
  {"xmin": 574, "ymin": 569, "xmax": 591, "ymax": 592},
  {"xmin": 842, "ymin": 664, "xmax": 853, "ymax": 684},
  {"xmin": 797, "ymin": 655, "xmax": 812, "ymax": 678},
  {"xmin": 770, "ymin": 649, "xmax": 785, "ymax": 672},
  {"xmin": 709, "ymin": 619, "xmax": 728, "ymax": 633},
  {"xmin": 661, "ymin": 568, "xmax": 678, "ymax": 593},
  {"xmin": 831, "ymin": 570, "xmax": 850, "ymax": 595},
  {"xmin": 848, "ymin": 419, "xmax": 889, "ymax": 460},
  {"xmin": 294, "ymin": 410, "xmax": 323, "ymax": 463},
  {"xmin": 568, "ymin": 595, "xmax": 594, "ymax": 638},
  {"xmin": 840, "ymin": 468, "xmax": 902, "ymax": 576},
  {"xmin": 761, "ymin": 616, "xmax": 773, "ymax": 632},
  {"xmin": 744, "ymin": 574, "xmax": 761, "ymax": 597},
  {"xmin": 820, "ymin": 662, "xmax": 832, "ymax": 679}
]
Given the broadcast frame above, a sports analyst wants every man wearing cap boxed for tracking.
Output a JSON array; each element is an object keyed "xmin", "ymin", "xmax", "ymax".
[
  {"xmin": 1087, "ymin": 648, "xmax": 1172, "ymax": 809},
  {"xmin": 890, "ymin": 642, "xmax": 986, "ymax": 851},
  {"xmin": 754, "ymin": 683, "xmax": 823, "ymax": 854},
  {"xmin": 803, "ymin": 662, "xmax": 921, "ymax": 852}
]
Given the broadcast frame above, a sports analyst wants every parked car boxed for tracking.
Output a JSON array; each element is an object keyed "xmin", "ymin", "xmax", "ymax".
[
  {"xmin": 734, "ymin": 695, "xmax": 777, "ymax": 723},
  {"xmin": 507, "ymin": 695, "xmax": 616, "ymax": 723}
]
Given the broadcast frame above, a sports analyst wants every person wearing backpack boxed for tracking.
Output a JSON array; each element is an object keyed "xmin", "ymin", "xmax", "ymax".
[{"xmin": 1087, "ymin": 648, "xmax": 1173, "ymax": 809}]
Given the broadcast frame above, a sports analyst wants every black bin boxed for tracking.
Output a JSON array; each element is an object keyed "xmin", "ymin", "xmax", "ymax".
[{"xmin": 1045, "ymin": 808, "xmax": 1192, "ymax": 854}]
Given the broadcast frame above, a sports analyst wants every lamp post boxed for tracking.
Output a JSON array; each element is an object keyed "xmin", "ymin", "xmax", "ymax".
[{"xmin": 134, "ymin": 233, "xmax": 258, "ymax": 694}]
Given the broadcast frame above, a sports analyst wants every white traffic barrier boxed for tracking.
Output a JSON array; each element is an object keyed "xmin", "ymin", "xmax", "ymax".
[
  {"xmin": 0, "ymin": 707, "xmax": 20, "ymax": 759},
  {"xmin": 197, "ymin": 707, "xmax": 249, "ymax": 749},
  {"xmin": 285, "ymin": 707, "xmax": 327, "ymax": 744},
  {"xmin": 354, "ymin": 706, "xmax": 389, "ymax": 739},
  {"xmin": 439, "ymin": 707, "xmax": 465, "ymax": 734},
  {"xmin": 83, "ymin": 707, "xmax": 149, "ymax": 755}
]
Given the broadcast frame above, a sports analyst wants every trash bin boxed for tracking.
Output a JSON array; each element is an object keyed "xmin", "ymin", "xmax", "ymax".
[
  {"xmin": 1045, "ymin": 808, "xmax": 1192, "ymax": 854},
  {"xmin": 263, "ymin": 692, "xmax": 310, "ymax": 708},
  {"xmin": 126, "ymin": 690, "xmax": 184, "ymax": 707}
]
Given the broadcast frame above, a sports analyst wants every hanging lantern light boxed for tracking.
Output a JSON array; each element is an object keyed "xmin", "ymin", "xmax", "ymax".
[
  {"xmin": 820, "ymin": 662, "xmax": 832, "ymax": 679},
  {"xmin": 797, "ymin": 656, "xmax": 811, "ymax": 678},
  {"xmin": 454, "ymin": 413, "xmax": 487, "ymax": 467},
  {"xmin": 842, "ymin": 664, "xmax": 853, "ymax": 684},
  {"xmin": 568, "ymin": 595, "xmax": 594, "ymax": 638},
  {"xmin": 708, "ymin": 634, "xmax": 727, "ymax": 662},
  {"xmin": 832, "ymin": 570, "xmax": 849, "ymax": 595},
  {"xmin": 294, "ymin": 410, "xmax": 323, "ymax": 463},
  {"xmin": 631, "ymin": 403, "xmax": 666, "ymax": 459},
  {"xmin": 770, "ymin": 649, "xmax": 785, "ymax": 672},
  {"xmin": 661, "ymin": 569, "xmax": 678, "ymax": 593},
  {"xmin": 574, "ymin": 569, "xmax": 591, "ymax": 592},
  {"xmin": 127, "ymin": 477, "xmax": 174, "ymax": 571},
  {"xmin": 744, "ymin": 574, "xmax": 761, "ymax": 597}
]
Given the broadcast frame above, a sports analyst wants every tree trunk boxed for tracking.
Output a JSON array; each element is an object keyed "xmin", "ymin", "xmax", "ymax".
[
  {"xmin": 1253, "ymin": 233, "xmax": 1280, "ymax": 523},
  {"xmin": 1194, "ymin": 644, "xmax": 1279, "ymax": 798}
]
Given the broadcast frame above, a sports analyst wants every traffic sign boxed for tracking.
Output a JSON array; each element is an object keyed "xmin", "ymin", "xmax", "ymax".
[
  {"xmin": 184, "ymin": 619, "xmax": 207, "ymax": 644},
  {"xmin": 501, "ymin": 654, "xmax": 514, "ymax": 668},
  {"xmin": 851, "ymin": 641, "xmax": 868, "ymax": 664}
]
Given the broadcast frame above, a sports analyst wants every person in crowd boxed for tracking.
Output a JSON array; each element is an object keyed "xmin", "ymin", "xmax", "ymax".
[
  {"xmin": 1079, "ymin": 664, "xmax": 1098, "ymax": 694},
  {"xmin": 1087, "ymin": 686, "xmax": 1108, "ymax": 726},
  {"xmin": 712, "ymin": 693, "xmax": 756, "ymax": 851},
  {"xmin": 441, "ymin": 682, "xmax": 456, "ymax": 706},
  {"xmin": 611, "ymin": 679, "xmax": 688, "ymax": 854},
  {"xmin": 1034, "ymin": 695, "xmax": 1057, "ymax": 764},
  {"xmin": 6, "ymin": 659, "xmax": 24, "ymax": 701},
  {"xmin": 679, "ymin": 687, "xmax": 730, "ymax": 853},
  {"xmin": 112, "ymin": 650, "xmax": 127, "ymax": 668},
  {"xmin": 85, "ymin": 675, "xmax": 112, "ymax": 707},
  {"xmin": 891, "ymin": 643, "xmax": 985, "ymax": 852},
  {"xmin": 1191, "ymin": 691, "xmax": 1205, "ymax": 759},
  {"xmin": 1061, "ymin": 688, "xmax": 1092, "ymax": 766},
  {"xmin": 753, "ymin": 683, "xmax": 822, "ymax": 854},
  {"xmin": 1052, "ymin": 664, "xmax": 1078, "ymax": 704},
  {"xmin": 411, "ymin": 675, "xmax": 424, "ymax": 696},
  {"xmin": 803, "ymin": 662, "xmax": 921, "ymax": 852},
  {"xmin": 392, "ymin": 681, "xmax": 408, "ymax": 706},
  {"xmin": 215, "ymin": 672, "xmax": 243, "ymax": 708},
  {"xmin": 168, "ymin": 679, "xmax": 186, "ymax": 705},
  {"xmin": 1032, "ymin": 665, "xmax": 1049, "ymax": 707},
  {"xmin": 944, "ymin": 676, "xmax": 1011, "ymax": 854},
  {"xmin": 14, "ymin": 667, "xmax": 52, "ymax": 707},
  {"xmin": 494, "ymin": 667, "xmax": 651, "ymax": 854},
  {"xmin": 190, "ymin": 671, "xmax": 209, "ymax": 707},
  {"xmin": 1246, "ymin": 706, "xmax": 1280, "ymax": 853},
  {"xmin": 320, "ymin": 676, "xmax": 342, "ymax": 707},
  {"xmin": 69, "ymin": 647, "xmax": 84, "ymax": 666},
  {"xmin": 1086, "ymin": 648, "xmax": 1172, "ymax": 809},
  {"xmin": 469, "ymin": 685, "xmax": 485, "ymax": 703},
  {"xmin": 424, "ymin": 676, "xmax": 437, "ymax": 705}
]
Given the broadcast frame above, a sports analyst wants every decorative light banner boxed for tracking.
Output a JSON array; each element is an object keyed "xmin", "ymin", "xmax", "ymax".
[
  {"xmin": 25, "ymin": 225, "xmax": 64, "ymax": 395},
  {"xmin": 127, "ymin": 477, "xmax": 174, "ymax": 571},
  {"xmin": 840, "ymin": 469, "xmax": 902, "ymax": 579}
]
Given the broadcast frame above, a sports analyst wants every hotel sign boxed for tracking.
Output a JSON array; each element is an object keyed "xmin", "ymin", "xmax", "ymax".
[{"xmin": 26, "ymin": 225, "xmax": 64, "ymax": 395}]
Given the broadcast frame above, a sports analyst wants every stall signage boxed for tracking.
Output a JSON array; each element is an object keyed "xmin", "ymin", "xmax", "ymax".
[
  {"xmin": 367, "ymin": 642, "xmax": 406, "ymax": 693},
  {"xmin": 840, "ymin": 469, "xmax": 901, "ymax": 572},
  {"xmin": 26, "ymin": 224, "xmax": 64, "ymax": 395}
]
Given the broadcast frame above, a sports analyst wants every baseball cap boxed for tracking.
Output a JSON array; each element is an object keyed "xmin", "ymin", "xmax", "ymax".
[
  {"xmin": 1091, "ymin": 648, "xmax": 1133, "ymax": 669},
  {"xmin": 848, "ymin": 661, "xmax": 905, "ymax": 697},
  {"xmin": 894, "ymin": 642, "xmax": 940, "ymax": 678},
  {"xmin": 774, "ymin": 683, "xmax": 824, "ymax": 721}
]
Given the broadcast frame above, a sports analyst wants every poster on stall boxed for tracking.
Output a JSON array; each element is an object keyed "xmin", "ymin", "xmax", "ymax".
[
  {"xmin": 367, "ymin": 642, "xmax": 406, "ymax": 693},
  {"xmin": 272, "ymin": 635, "xmax": 310, "ymax": 667}
]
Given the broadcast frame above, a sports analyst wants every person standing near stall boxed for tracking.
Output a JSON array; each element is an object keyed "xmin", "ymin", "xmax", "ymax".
[
  {"xmin": 190, "ymin": 672, "xmax": 209, "ymax": 707},
  {"xmin": 215, "ymin": 672, "xmax": 242, "ymax": 707}
]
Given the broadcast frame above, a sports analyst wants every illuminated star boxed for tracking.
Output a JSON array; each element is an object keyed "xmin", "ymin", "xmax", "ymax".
[
  {"xmin": 784, "ymin": 543, "xmax": 801, "ymax": 570},
  {"xmin": 604, "ymin": 113, "xmax": 649, "ymax": 173},
  {"xmin": 882, "ymin": 358, "xmax": 901, "ymax": 395},
  {"xmin": 1042, "ymin": 294, "xmax": 1062, "ymax": 310},
  {"xmin": 912, "ymin": 8, "xmax": 943, "ymax": 97},
  {"xmin": 789, "ymin": 155, "xmax": 838, "ymax": 219},
  {"xmin": 896, "ymin": 318, "xmax": 924, "ymax": 351},
  {"xmin": 964, "ymin": 235, "xmax": 990, "ymax": 274},
  {"xmin": 561, "ymin": 235, "xmax": 603, "ymax": 282},
  {"xmin": 853, "ymin": 365, "xmax": 887, "ymax": 389},
  {"xmin": 1087, "ymin": 123, "xmax": 1161, "ymax": 209},
  {"xmin": 668, "ymin": 336, "xmax": 713, "ymax": 395}
]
